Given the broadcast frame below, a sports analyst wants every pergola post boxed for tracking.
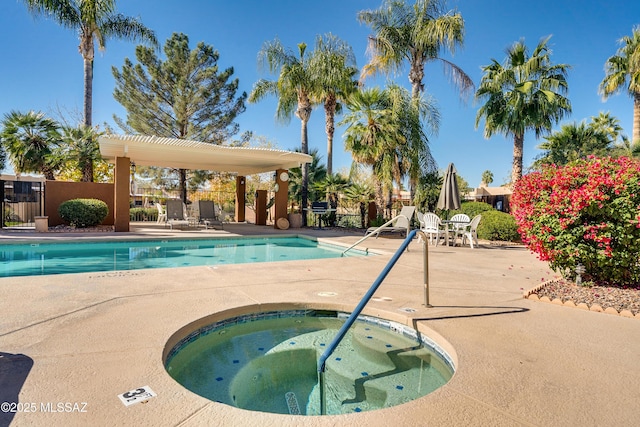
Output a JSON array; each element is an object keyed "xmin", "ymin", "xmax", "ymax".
[
  {"xmin": 274, "ymin": 169, "xmax": 289, "ymax": 229},
  {"xmin": 235, "ymin": 176, "xmax": 245, "ymax": 222},
  {"xmin": 114, "ymin": 156, "xmax": 130, "ymax": 232}
]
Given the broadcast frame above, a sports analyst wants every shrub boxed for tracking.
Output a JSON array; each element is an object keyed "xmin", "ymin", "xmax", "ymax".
[
  {"xmin": 129, "ymin": 207, "xmax": 158, "ymax": 221},
  {"xmin": 457, "ymin": 201, "xmax": 494, "ymax": 218},
  {"xmin": 58, "ymin": 198, "xmax": 108, "ymax": 228},
  {"xmin": 476, "ymin": 210, "xmax": 520, "ymax": 242},
  {"xmin": 511, "ymin": 156, "xmax": 640, "ymax": 285}
]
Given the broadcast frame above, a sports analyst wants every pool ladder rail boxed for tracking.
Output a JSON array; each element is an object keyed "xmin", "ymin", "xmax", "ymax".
[
  {"xmin": 317, "ymin": 229, "xmax": 431, "ymax": 415},
  {"xmin": 341, "ymin": 213, "xmax": 411, "ymax": 256}
]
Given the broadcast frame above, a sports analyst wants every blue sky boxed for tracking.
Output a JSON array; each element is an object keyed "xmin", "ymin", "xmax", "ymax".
[{"xmin": 1, "ymin": 0, "xmax": 638, "ymax": 186}]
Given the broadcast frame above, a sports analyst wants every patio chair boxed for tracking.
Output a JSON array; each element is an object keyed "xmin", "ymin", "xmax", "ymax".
[
  {"xmin": 165, "ymin": 199, "xmax": 190, "ymax": 229},
  {"xmin": 366, "ymin": 205, "xmax": 415, "ymax": 237},
  {"xmin": 448, "ymin": 213, "xmax": 470, "ymax": 244},
  {"xmin": 456, "ymin": 214, "xmax": 482, "ymax": 248},
  {"xmin": 156, "ymin": 203, "xmax": 167, "ymax": 224},
  {"xmin": 418, "ymin": 212, "xmax": 446, "ymax": 245},
  {"xmin": 198, "ymin": 200, "xmax": 223, "ymax": 230}
]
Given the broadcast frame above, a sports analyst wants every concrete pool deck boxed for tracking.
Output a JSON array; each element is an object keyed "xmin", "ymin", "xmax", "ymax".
[{"xmin": 1, "ymin": 223, "xmax": 639, "ymax": 426}]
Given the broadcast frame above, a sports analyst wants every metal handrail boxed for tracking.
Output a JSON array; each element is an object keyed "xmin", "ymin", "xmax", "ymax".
[
  {"xmin": 317, "ymin": 229, "xmax": 430, "ymax": 414},
  {"xmin": 341, "ymin": 214, "xmax": 410, "ymax": 256}
]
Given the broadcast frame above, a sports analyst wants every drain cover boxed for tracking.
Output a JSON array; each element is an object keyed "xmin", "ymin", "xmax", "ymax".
[
  {"xmin": 317, "ymin": 292, "xmax": 338, "ymax": 297},
  {"xmin": 399, "ymin": 307, "xmax": 417, "ymax": 313}
]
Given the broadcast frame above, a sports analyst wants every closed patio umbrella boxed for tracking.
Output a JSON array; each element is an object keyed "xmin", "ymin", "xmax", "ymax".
[{"xmin": 437, "ymin": 163, "xmax": 461, "ymax": 215}]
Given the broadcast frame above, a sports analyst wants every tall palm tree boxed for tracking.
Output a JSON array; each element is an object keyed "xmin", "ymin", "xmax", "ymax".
[
  {"xmin": 599, "ymin": 25, "xmax": 640, "ymax": 144},
  {"xmin": 475, "ymin": 36, "xmax": 571, "ymax": 183},
  {"xmin": 0, "ymin": 110, "xmax": 61, "ymax": 179},
  {"xmin": 310, "ymin": 33, "xmax": 359, "ymax": 176},
  {"xmin": 249, "ymin": 39, "xmax": 318, "ymax": 225},
  {"xmin": 357, "ymin": 0, "xmax": 474, "ymax": 101},
  {"xmin": 60, "ymin": 125, "xmax": 103, "ymax": 182},
  {"xmin": 23, "ymin": 0, "xmax": 157, "ymax": 126}
]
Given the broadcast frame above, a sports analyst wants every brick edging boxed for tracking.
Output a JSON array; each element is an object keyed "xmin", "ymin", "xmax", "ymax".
[{"xmin": 523, "ymin": 280, "xmax": 640, "ymax": 320}]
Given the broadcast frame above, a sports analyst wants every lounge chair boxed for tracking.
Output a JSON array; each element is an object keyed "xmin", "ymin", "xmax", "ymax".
[
  {"xmin": 198, "ymin": 200, "xmax": 223, "ymax": 229},
  {"xmin": 366, "ymin": 205, "xmax": 416, "ymax": 237},
  {"xmin": 165, "ymin": 199, "xmax": 190, "ymax": 229}
]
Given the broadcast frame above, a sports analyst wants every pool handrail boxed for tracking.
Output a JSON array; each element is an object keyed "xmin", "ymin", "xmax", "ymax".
[
  {"xmin": 318, "ymin": 229, "xmax": 430, "ymax": 414},
  {"xmin": 341, "ymin": 214, "xmax": 410, "ymax": 256}
]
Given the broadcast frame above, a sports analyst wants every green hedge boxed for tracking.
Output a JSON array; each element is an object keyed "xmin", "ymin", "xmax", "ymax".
[
  {"xmin": 476, "ymin": 210, "xmax": 520, "ymax": 242},
  {"xmin": 130, "ymin": 207, "xmax": 158, "ymax": 221},
  {"xmin": 458, "ymin": 201, "xmax": 494, "ymax": 218},
  {"xmin": 58, "ymin": 198, "xmax": 108, "ymax": 228}
]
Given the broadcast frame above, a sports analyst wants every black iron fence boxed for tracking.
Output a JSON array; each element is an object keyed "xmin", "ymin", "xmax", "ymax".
[{"xmin": 1, "ymin": 180, "xmax": 44, "ymax": 228}]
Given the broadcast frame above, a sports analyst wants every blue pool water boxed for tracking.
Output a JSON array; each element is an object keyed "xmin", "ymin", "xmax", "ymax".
[
  {"xmin": 165, "ymin": 310, "xmax": 454, "ymax": 415},
  {"xmin": 0, "ymin": 237, "xmax": 368, "ymax": 277}
]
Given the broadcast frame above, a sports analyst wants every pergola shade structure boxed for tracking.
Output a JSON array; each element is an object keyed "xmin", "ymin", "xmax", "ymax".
[
  {"xmin": 98, "ymin": 134, "xmax": 311, "ymax": 175},
  {"xmin": 98, "ymin": 134, "xmax": 312, "ymax": 231}
]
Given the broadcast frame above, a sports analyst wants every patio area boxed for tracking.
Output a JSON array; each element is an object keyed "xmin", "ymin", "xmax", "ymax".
[{"xmin": 1, "ymin": 224, "xmax": 639, "ymax": 426}]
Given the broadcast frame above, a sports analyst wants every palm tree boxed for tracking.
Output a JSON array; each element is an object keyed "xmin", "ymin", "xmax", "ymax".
[
  {"xmin": 533, "ymin": 121, "xmax": 610, "ymax": 168},
  {"xmin": 249, "ymin": 39, "xmax": 318, "ymax": 225},
  {"xmin": 481, "ymin": 170, "xmax": 493, "ymax": 186},
  {"xmin": 310, "ymin": 33, "xmax": 359, "ymax": 176},
  {"xmin": 475, "ymin": 36, "xmax": 571, "ymax": 183},
  {"xmin": 599, "ymin": 25, "xmax": 640, "ymax": 144},
  {"xmin": 0, "ymin": 110, "xmax": 61, "ymax": 179},
  {"xmin": 357, "ymin": 0, "xmax": 474, "ymax": 101},
  {"xmin": 60, "ymin": 125, "xmax": 103, "ymax": 182},
  {"xmin": 340, "ymin": 87, "xmax": 406, "ymax": 217},
  {"xmin": 343, "ymin": 182, "xmax": 374, "ymax": 228},
  {"xmin": 287, "ymin": 148, "xmax": 327, "ymax": 212},
  {"xmin": 23, "ymin": 0, "xmax": 157, "ymax": 126},
  {"xmin": 313, "ymin": 173, "xmax": 348, "ymax": 226}
]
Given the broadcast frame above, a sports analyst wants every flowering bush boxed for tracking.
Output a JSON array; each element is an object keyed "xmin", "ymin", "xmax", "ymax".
[{"xmin": 511, "ymin": 156, "xmax": 640, "ymax": 285}]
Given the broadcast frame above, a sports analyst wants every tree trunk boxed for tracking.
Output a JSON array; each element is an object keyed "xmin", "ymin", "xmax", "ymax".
[
  {"xmin": 80, "ymin": 35, "xmax": 94, "ymax": 128},
  {"xmin": 512, "ymin": 133, "xmax": 525, "ymax": 183},
  {"xmin": 82, "ymin": 162, "xmax": 94, "ymax": 182},
  {"xmin": 179, "ymin": 168, "xmax": 188, "ymax": 204},
  {"xmin": 409, "ymin": 59, "xmax": 425, "ymax": 99},
  {"xmin": 324, "ymin": 96, "xmax": 336, "ymax": 176},
  {"xmin": 296, "ymin": 95, "xmax": 312, "ymax": 227},
  {"xmin": 374, "ymin": 178, "xmax": 384, "ymax": 218},
  {"xmin": 633, "ymin": 92, "xmax": 640, "ymax": 145}
]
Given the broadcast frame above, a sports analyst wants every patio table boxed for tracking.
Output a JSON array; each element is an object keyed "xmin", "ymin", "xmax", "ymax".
[{"xmin": 441, "ymin": 220, "xmax": 470, "ymax": 246}]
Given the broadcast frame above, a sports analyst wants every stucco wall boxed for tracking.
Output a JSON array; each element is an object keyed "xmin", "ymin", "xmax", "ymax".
[{"xmin": 45, "ymin": 181, "xmax": 115, "ymax": 226}]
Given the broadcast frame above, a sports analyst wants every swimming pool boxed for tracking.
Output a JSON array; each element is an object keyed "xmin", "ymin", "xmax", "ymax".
[
  {"xmin": 165, "ymin": 309, "xmax": 455, "ymax": 415},
  {"xmin": 0, "ymin": 236, "xmax": 369, "ymax": 277}
]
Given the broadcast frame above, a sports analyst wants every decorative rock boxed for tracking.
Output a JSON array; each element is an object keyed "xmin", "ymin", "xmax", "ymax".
[{"xmin": 589, "ymin": 304, "xmax": 603, "ymax": 312}]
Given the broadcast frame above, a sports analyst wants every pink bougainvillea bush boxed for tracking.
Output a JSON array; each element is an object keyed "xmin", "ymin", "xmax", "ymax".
[{"xmin": 511, "ymin": 156, "xmax": 640, "ymax": 285}]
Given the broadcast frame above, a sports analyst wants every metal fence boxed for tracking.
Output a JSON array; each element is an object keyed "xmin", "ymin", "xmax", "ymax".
[{"xmin": 1, "ymin": 180, "xmax": 44, "ymax": 228}]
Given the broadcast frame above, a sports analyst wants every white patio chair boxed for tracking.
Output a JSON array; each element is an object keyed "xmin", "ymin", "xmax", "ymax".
[
  {"xmin": 156, "ymin": 203, "xmax": 167, "ymax": 224},
  {"xmin": 456, "ymin": 214, "xmax": 482, "ymax": 248},
  {"xmin": 448, "ymin": 213, "xmax": 470, "ymax": 245},
  {"xmin": 418, "ymin": 212, "xmax": 446, "ymax": 245}
]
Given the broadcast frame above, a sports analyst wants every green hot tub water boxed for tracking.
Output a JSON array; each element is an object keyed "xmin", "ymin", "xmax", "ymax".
[{"xmin": 165, "ymin": 310, "xmax": 454, "ymax": 416}]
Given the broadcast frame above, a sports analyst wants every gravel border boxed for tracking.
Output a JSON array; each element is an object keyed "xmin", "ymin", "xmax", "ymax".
[{"xmin": 525, "ymin": 279, "xmax": 640, "ymax": 318}]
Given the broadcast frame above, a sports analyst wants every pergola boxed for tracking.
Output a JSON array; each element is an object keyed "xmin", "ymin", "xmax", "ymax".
[{"xmin": 98, "ymin": 134, "xmax": 312, "ymax": 232}]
